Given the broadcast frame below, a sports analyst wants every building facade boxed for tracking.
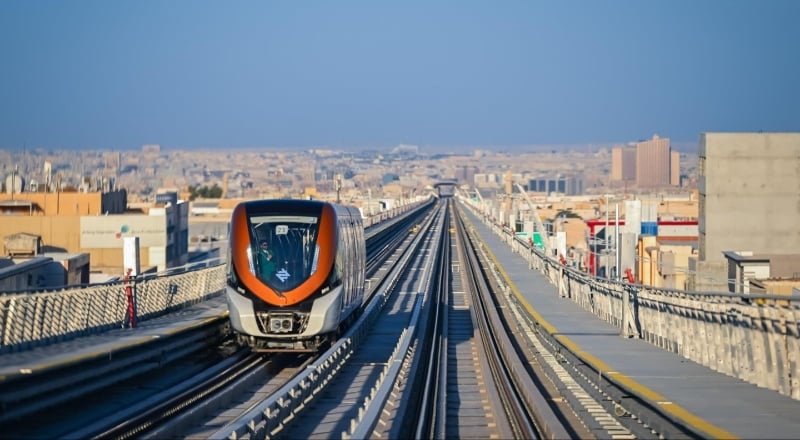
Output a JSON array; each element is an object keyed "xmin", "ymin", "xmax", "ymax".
[
  {"xmin": 636, "ymin": 135, "xmax": 672, "ymax": 187},
  {"xmin": 528, "ymin": 175, "xmax": 584, "ymax": 196},
  {"xmin": 611, "ymin": 146, "xmax": 636, "ymax": 182},
  {"xmin": 670, "ymin": 151, "xmax": 681, "ymax": 186},
  {"xmin": 691, "ymin": 132, "xmax": 800, "ymax": 292},
  {"xmin": 0, "ymin": 190, "xmax": 188, "ymax": 275}
]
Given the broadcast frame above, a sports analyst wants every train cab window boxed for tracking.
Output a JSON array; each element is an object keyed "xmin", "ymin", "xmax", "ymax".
[{"xmin": 249, "ymin": 213, "xmax": 320, "ymax": 292}]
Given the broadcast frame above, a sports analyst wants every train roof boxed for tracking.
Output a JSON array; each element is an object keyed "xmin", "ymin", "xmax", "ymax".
[
  {"xmin": 240, "ymin": 198, "xmax": 327, "ymax": 209},
  {"xmin": 239, "ymin": 199, "xmax": 360, "ymax": 216}
]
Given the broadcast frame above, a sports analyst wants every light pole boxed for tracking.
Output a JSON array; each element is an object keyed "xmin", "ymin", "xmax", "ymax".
[
  {"xmin": 604, "ymin": 194, "xmax": 610, "ymax": 278},
  {"xmin": 615, "ymin": 203, "xmax": 620, "ymax": 281},
  {"xmin": 335, "ymin": 174, "xmax": 342, "ymax": 204}
]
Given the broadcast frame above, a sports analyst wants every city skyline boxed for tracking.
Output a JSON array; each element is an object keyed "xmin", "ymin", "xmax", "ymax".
[{"xmin": 1, "ymin": 1, "xmax": 799, "ymax": 150}]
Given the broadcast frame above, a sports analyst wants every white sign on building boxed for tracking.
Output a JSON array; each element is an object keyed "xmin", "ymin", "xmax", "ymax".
[{"xmin": 81, "ymin": 216, "xmax": 166, "ymax": 248}]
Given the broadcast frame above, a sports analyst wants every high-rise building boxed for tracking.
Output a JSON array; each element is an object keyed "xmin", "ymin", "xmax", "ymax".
[
  {"xmin": 142, "ymin": 144, "xmax": 160, "ymax": 155},
  {"xmin": 611, "ymin": 146, "xmax": 636, "ymax": 182},
  {"xmin": 636, "ymin": 135, "xmax": 671, "ymax": 187},
  {"xmin": 690, "ymin": 132, "xmax": 800, "ymax": 292},
  {"xmin": 104, "ymin": 152, "xmax": 121, "ymax": 174},
  {"xmin": 670, "ymin": 151, "xmax": 681, "ymax": 186},
  {"xmin": 457, "ymin": 166, "xmax": 477, "ymax": 185}
]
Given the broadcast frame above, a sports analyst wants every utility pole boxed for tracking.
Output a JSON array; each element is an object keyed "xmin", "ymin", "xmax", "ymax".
[
  {"xmin": 615, "ymin": 203, "xmax": 620, "ymax": 281},
  {"xmin": 605, "ymin": 194, "xmax": 610, "ymax": 278},
  {"xmin": 335, "ymin": 174, "xmax": 342, "ymax": 204}
]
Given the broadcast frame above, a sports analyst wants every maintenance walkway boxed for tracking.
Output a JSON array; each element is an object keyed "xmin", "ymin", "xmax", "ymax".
[{"xmin": 462, "ymin": 207, "xmax": 800, "ymax": 439}]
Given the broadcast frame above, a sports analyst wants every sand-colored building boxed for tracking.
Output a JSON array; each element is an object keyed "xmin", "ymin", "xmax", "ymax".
[{"xmin": 0, "ymin": 190, "xmax": 188, "ymax": 275}]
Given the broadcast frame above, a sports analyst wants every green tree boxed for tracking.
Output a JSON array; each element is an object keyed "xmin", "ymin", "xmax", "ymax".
[
  {"xmin": 188, "ymin": 184, "xmax": 223, "ymax": 200},
  {"xmin": 553, "ymin": 209, "xmax": 582, "ymax": 220}
]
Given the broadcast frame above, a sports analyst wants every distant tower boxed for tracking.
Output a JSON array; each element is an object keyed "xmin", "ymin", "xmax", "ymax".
[
  {"xmin": 611, "ymin": 146, "xmax": 636, "ymax": 182},
  {"xmin": 142, "ymin": 144, "xmax": 160, "ymax": 154},
  {"xmin": 503, "ymin": 171, "xmax": 513, "ymax": 212},
  {"xmin": 104, "ymin": 152, "xmax": 121, "ymax": 174},
  {"xmin": 222, "ymin": 172, "xmax": 230, "ymax": 199},
  {"xmin": 44, "ymin": 161, "xmax": 52, "ymax": 189},
  {"xmin": 670, "ymin": 151, "xmax": 681, "ymax": 186},
  {"xmin": 636, "ymin": 135, "xmax": 671, "ymax": 187}
]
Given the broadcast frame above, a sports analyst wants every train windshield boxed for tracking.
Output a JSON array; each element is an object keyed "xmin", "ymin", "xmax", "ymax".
[{"xmin": 248, "ymin": 213, "xmax": 320, "ymax": 292}]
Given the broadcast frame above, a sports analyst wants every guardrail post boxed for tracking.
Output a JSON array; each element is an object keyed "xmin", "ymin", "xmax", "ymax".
[
  {"xmin": 124, "ymin": 268, "xmax": 137, "ymax": 328},
  {"xmin": 621, "ymin": 285, "xmax": 639, "ymax": 339},
  {"xmin": 621, "ymin": 285, "xmax": 628, "ymax": 338}
]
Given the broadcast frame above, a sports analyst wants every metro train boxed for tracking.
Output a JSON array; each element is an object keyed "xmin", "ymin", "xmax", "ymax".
[{"xmin": 226, "ymin": 199, "xmax": 366, "ymax": 351}]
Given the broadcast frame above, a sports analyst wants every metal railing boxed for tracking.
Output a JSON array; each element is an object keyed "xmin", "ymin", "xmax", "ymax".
[
  {"xmin": 0, "ymin": 264, "xmax": 226, "ymax": 354},
  {"xmin": 459, "ymin": 199, "xmax": 800, "ymax": 401}
]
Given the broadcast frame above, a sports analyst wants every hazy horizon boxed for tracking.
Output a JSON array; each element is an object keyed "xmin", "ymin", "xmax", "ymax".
[{"xmin": 0, "ymin": 139, "xmax": 702, "ymax": 155}]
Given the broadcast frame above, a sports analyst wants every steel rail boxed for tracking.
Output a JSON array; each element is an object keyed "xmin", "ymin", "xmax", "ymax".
[
  {"xmin": 86, "ymin": 352, "xmax": 268, "ymax": 440},
  {"xmin": 455, "ymin": 202, "xmax": 572, "ymax": 440},
  {"xmin": 455, "ymin": 205, "xmax": 539, "ymax": 439},
  {"xmin": 411, "ymin": 202, "xmax": 450, "ymax": 440},
  {"xmin": 344, "ymin": 200, "xmax": 447, "ymax": 439}
]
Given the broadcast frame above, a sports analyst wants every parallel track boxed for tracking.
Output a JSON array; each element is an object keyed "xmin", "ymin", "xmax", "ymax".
[
  {"xmin": 275, "ymin": 200, "xmax": 446, "ymax": 439},
  {"xmin": 454, "ymin": 200, "xmax": 553, "ymax": 438}
]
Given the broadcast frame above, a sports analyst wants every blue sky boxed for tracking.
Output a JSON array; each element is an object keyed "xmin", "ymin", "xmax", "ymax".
[{"xmin": 1, "ymin": 1, "xmax": 798, "ymax": 151}]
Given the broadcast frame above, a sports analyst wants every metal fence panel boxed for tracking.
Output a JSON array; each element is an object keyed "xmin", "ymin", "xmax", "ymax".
[{"xmin": 0, "ymin": 265, "xmax": 226, "ymax": 354}]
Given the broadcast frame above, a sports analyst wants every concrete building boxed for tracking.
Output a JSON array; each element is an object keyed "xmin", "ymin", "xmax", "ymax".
[
  {"xmin": 670, "ymin": 151, "xmax": 681, "ymax": 186},
  {"xmin": 0, "ymin": 189, "xmax": 188, "ymax": 275},
  {"xmin": 611, "ymin": 146, "xmax": 636, "ymax": 182},
  {"xmin": 722, "ymin": 251, "xmax": 800, "ymax": 294},
  {"xmin": 636, "ymin": 135, "xmax": 672, "ymax": 187},
  {"xmin": 0, "ymin": 253, "xmax": 90, "ymax": 292},
  {"xmin": 528, "ymin": 175, "xmax": 584, "ymax": 196},
  {"xmin": 0, "ymin": 188, "xmax": 127, "ymax": 216},
  {"xmin": 691, "ymin": 132, "xmax": 800, "ymax": 292},
  {"xmin": 456, "ymin": 166, "xmax": 477, "ymax": 185},
  {"xmin": 79, "ymin": 201, "xmax": 189, "ymax": 273},
  {"xmin": 473, "ymin": 173, "xmax": 502, "ymax": 189}
]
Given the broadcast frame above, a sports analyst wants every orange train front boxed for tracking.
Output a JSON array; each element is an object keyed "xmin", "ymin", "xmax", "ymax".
[{"xmin": 226, "ymin": 199, "xmax": 366, "ymax": 351}]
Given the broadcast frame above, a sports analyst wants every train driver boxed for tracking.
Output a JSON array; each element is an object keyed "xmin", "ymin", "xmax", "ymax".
[{"xmin": 258, "ymin": 240, "xmax": 277, "ymax": 280}]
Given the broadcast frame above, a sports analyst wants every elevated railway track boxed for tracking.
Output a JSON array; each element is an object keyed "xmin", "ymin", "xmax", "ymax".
[{"xmin": 3, "ymin": 196, "xmax": 798, "ymax": 438}]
